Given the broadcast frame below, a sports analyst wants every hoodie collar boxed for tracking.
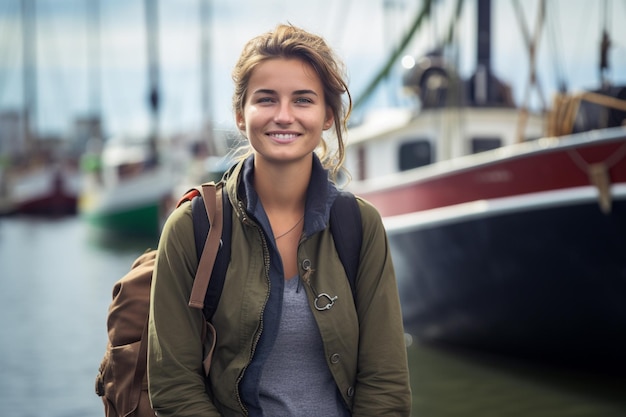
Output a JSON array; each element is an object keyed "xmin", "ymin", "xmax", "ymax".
[{"xmin": 225, "ymin": 153, "xmax": 338, "ymax": 239}]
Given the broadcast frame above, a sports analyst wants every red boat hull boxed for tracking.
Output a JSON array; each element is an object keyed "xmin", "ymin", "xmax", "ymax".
[
  {"xmin": 11, "ymin": 169, "xmax": 78, "ymax": 216},
  {"xmin": 356, "ymin": 130, "xmax": 626, "ymax": 217}
]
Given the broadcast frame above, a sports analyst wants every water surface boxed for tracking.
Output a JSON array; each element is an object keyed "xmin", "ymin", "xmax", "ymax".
[{"xmin": 0, "ymin": 216, "xmax": 623, "ymax": 416}]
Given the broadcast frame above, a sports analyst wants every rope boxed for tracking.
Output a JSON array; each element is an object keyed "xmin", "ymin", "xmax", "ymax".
[
  {"xmin": 568, "ymin": 140, "xmax": 626, "ymax": 172},
  {"xmin": 548, "ymin": 91, "xmax": 626, "ymax": 136},
  {"xmin": 567, "ymin": 140, "xmax": 626, "ymax": 214}
]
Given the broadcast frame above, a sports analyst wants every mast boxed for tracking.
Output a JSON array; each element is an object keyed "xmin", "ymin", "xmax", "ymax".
[
  {"xmin": 199, "ymin": 0, "xmax": 216, "ymax": 154},
  {"xmin": 472, "ymin": 0, "xmax": 518, "ymax": 108},
  {"xmin": 474, "ymin": 0, "xmax": 491, "ymax": 105},
  {"xmin": 599, "ymin": 0, "xmax": 611, "ymax": 88},
  {"xmin": 87, "ymin": 0, "xmax": 101, "ymax": 124},
  {"xmin": 144, "ymin": 0, "xmax": 160, "ymax": 164},
  {"xmin": 200, "ymin": 0, "xmax": 211, "ymax": 126},
  {"xmin": 21, "ymin": 0, "xmax": 37, "ymax": 154},
  {"xmin": 79, "ymin": 0, "xmax": 103, "ymax": 146}
]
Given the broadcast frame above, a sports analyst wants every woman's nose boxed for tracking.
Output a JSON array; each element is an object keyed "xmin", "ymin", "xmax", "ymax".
[{"xmin": 274, "ymin": 101, "xmax": 294, "ymax": 124}]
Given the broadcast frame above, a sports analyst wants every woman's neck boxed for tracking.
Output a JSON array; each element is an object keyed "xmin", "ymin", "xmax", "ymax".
[{"xmin": 253, "ymin": 157, "xmax": 311, "ymax": 213}]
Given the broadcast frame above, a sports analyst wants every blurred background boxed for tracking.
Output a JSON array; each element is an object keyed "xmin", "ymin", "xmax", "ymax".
[
  {"xmin": 1, "ymin": 0, "xmax": 626, "ymax": 416},
  {"xmin": 1, "ymin": 0, "xmax": 624, "ymax": 159}
]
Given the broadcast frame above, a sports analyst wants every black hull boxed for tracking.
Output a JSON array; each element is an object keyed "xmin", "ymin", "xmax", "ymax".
[{"xmin": 390, "ymin": 197, "xmax": 626, "ymax": 368}]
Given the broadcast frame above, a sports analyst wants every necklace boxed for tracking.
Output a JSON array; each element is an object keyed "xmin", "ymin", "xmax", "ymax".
[{"xmin": 275, "ymin": 215, "xmax": 304, "ymax": 240}]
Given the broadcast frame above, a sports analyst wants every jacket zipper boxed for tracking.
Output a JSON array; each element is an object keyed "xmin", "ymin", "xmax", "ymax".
[{"xmin": 234, "ymin": 201, "xmax": 272, "ymax": 416}]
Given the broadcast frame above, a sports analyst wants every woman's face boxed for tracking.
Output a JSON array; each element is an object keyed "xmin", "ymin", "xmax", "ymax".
[{"xmin": 237, "ymin": 58, "xmax": 334, "ymax": 167}]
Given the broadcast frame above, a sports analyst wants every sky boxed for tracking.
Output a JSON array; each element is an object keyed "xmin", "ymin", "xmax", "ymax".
[{"xmin": 0, "ymin": 0, "xmax": 625, "ymax": 142}]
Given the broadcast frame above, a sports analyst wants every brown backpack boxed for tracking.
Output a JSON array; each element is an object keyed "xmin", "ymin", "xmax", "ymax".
[{"xmin": 95, "ymin": 183, "xmax": 223, "ymax": 417}]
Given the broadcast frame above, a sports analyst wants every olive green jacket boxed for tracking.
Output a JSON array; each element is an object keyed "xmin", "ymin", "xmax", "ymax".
[{"xmin": 148, "ymin": 157, "xmax": 411, "ymax": 416}]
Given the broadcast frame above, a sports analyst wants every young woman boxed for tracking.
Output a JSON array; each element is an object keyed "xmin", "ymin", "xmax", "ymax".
[{"xmin": 148, "ymin": 24, "xmax": 411, "ymax": 416}]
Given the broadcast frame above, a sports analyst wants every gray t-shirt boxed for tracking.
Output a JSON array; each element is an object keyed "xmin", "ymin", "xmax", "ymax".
[{"xmin": 258, "ymin": 276, "xmax": 350, "ymax": 416}]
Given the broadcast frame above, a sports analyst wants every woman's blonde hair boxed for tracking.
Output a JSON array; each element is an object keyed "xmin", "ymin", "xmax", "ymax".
[{"xmin": 231, "ymin": 24, "xmax": 352, "ymax": 181}]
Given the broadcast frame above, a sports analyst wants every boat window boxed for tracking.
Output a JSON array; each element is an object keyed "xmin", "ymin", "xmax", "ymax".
[
  {"xmin": 399, "ymin": 140, "xmax": 432, "ymax": 171},
  {"xmin": 471, "ymin": 137, "xmax": 501, "ymax": 153}
]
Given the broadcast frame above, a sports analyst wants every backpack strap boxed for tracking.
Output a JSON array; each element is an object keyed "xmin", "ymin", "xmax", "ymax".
[
  {"xmin": 190, "ymin": 185, "xmax": 232, "ymax": 321},
  {"xmin": 329, "ymin": 191, "xmax": 363, "ymax": 300},
  {"xmin": 188, "ymin": 183, "xmax": 223, "ymax": 309},
  {"xmin": 203, "ymin": 188, "xmax": 231, "ymax": 320},
  {"xmin": 188, "ymin": 187, "xmax": 360, "ymax": 314}
]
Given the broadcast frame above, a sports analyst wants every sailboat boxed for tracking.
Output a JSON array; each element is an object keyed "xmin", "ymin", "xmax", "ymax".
[
  {"xmin": 345, "ymin": 0, "xmax": 626, "ymax": 368},
  {"xmin": 78, "ymin": 0, "xmax": 181, "ymax": 238},
  {"xmin": 0, "ymin": 0, "xmax": 80, "ymax": 217}
]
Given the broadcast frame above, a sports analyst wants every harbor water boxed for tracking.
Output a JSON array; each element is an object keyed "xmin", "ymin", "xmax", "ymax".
[{"xmin": 0, "ymin": 215, "xmax": 624, "ymax": 417}]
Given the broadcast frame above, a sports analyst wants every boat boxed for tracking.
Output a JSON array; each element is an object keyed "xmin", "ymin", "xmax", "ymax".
[
  {"xmin": 78, "ymin": 135, "xmax": 186, "ymax": 238},
  {"xmin": 4, "ymin": 162, "xmax": 79, "ymax": 216},
  {"xmin": 345, "ymin": 0, "xmax": 626, "ymax": 368}
]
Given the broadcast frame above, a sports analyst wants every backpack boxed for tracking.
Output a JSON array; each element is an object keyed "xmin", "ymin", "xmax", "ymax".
[
  {"xmin": 95, "ymin": 182, "xmax": 223, "ymax": 417},
  {"xmin": 95, "ymin": 182, "xmax": 362, "ymax": 417}
]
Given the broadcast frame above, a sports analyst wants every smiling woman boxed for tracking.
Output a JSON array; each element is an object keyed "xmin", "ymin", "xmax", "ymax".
[{"xmin": 148, "ymin": 24, "xmax": 411, "ymax": 417}]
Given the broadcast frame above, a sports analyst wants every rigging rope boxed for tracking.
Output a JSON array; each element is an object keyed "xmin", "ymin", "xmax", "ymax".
[
  {"xmin": 545, "ymin": 1, "xmax": 567, "ymax": 93},
  {"xmin": 353, "ymin": 0, "xmax": 433, "ymax": 111}
]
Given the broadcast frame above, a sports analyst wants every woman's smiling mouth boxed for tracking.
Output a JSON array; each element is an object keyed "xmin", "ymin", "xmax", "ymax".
[{"xmin": 268, "ymin": 132, "xmax": 300, "ymax": 144}]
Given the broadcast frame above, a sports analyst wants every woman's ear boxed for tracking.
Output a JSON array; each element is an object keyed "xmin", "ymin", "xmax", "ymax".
[
  {"xmin": 236, "ymin": 113, "xmax": 246, "ymax": 131},
  {"xmin": 323, "ymin": 108, "xmax": 334, "ymax": 130}
]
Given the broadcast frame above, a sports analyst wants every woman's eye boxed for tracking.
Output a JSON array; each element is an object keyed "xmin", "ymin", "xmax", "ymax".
[
  {"xmin": 258, "ymin": 97, "xmax": 274, "ymax": 103},
  {"xmin": 295, "ymin": 97, "xmax": 313, "ymax": 104}
]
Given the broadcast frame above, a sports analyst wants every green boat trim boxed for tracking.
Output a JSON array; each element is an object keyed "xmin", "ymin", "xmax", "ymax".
[{"xmin": 81, "ymin": 202, "xmax": 162, "ymax": 238}]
